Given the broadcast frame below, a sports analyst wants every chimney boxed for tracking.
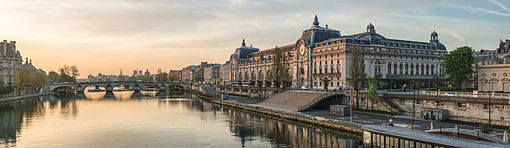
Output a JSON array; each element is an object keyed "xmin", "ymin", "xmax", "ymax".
[{"xmin": 3, "ymin": 40, "xmax": 6, "ymax": 58}]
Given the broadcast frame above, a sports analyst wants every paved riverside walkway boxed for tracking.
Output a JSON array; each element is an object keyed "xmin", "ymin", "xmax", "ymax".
[
  {"xmin": 0, "ymin": 92, "xmax": 52, "ymax": 103},
  {"xmin": 223, "ymin": 94, "xmax": 508, "ymax": 140}
]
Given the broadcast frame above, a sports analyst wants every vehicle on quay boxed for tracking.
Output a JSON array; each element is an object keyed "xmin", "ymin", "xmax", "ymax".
[{"xmin": 444, "ymin": 92, "xmax": 459, "ymax": 97}]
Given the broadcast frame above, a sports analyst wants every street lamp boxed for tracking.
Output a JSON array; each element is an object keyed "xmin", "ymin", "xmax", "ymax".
[
  {"xmin": 412, "ymin": 80, "xmax": 416, "ymax": 130},
  {"xmin": 489, "ymin": 86, "xmax": 493, "ymax": 126}
]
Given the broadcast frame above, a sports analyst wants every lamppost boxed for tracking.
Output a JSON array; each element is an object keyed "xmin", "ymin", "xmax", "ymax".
[
  {"xmin": 489, "ymin": 86, "xmax": 493, "ymax": 126},
  {"xmin": 411, "ymin": 80, "xmax": 416, "ymax": 130}
]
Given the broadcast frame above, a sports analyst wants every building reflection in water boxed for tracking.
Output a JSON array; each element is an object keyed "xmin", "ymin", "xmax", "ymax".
[
  {"xmin": 2, "ymin": 91, "xmax": 359, "ymax": 147},
  {"xmin": 158, "ymin": 93, "xmax": 359, "ymax": 148},
  {"xmin": 0, "ymin": 95, "xmax": 78, "ymax": 146}
]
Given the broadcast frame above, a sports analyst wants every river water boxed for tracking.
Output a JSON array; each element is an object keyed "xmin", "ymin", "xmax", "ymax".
[{"xmin": 0, "ymin": 91, "xmax": 360, "ymax": 148}]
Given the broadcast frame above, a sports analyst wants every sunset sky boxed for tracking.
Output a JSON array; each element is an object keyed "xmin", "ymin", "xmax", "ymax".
[{"xmin": 0, "ymin": 0, "xmax": 509, "ymax": 77}]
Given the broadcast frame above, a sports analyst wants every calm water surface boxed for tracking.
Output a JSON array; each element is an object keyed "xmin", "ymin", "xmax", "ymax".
[{"xmin": 0, "ymin": 91, "xmax": 360, "ymax": 148}]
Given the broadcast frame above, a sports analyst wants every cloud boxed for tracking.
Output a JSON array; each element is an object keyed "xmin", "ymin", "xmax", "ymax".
[
  {"xmin": 489, "ymin": 0, "xmax": 510, "ymax": 13},
  {"xmin": 0, "ymin": 0, "xmax": 508, "ymax": 76},
  {"xmin": 450, "ymin": 3, "xmax": 510, "ymax": 17}
]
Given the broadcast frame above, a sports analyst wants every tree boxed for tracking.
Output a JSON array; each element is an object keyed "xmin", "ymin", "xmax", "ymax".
[
  {"xmin": 14, "ymin": 67, "xmax": 31, "ymax": 95},
  {"xmin": 444, "ymin": 46, "xmax": 474, "ymax": 89},
  {"xmin": 168, "ymin": 71, "xmax": 181, "ymax": 82},
  {"xmin": 59, "ymin": 65, "xmax": 79, "ymax": 80},
  {"xmin": 348, "ymin": 45, "xmax": 365, "ymax": 108},
  {"xmin": 59, "ymin": 74, "xmax": 74, "ymax": 82},
  {"xmin": 14, "ymin": 66, "xmax": 47, "ymax": 94},
  {"xmin": 48, "ymin": 71, "xmax": 59, "ymax": 83},
  {"xmin": 366, "ymin": 77, "xmax": 377, "ymax": 110},
  {"xmin": 155, "ymin": 72, "xmax": 168, "ymax": 82},
  {"xmin": 272, "ymin": 46, "xmax": 290, "ymax": 92}
]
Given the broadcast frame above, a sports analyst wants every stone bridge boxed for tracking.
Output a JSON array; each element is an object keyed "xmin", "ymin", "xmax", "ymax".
[{"xmin": 49, "ymin": 81, "xmax": 186, "ymax": 93}]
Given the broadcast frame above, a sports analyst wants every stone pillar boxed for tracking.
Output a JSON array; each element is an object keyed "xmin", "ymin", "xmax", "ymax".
[
  {"xmin": 418, "ymin": 63, "xmax": 422, "ymax": 75},
  {"xmin": 407, "ymin": 63, "xmax": 411, "ymax": 75},
  {"xmin": 413, "ymin": 63, "xmax": 417, "ymax": 75},
  {"xmin": 106, "ymin": 85, "xmax": 114, "ymax": 93},
  {"xmin": 396, "ymin": 62, "xmax": 400, "ymax": 75}
]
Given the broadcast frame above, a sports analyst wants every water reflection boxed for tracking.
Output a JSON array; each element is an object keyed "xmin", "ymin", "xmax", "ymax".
[{"xmin": 0, "ymin": 91, "xmax": 360, "ymax": 147}]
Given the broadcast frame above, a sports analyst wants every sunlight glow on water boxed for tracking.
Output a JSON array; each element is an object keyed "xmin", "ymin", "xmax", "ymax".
[{"xmin": 0, "ymin": 91, "xmax": 360, "ymax": 148}]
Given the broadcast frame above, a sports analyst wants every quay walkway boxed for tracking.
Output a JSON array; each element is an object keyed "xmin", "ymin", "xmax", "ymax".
[{"xmin": 0, "ymin": 92, "xmax": 53, "ymax": 103}]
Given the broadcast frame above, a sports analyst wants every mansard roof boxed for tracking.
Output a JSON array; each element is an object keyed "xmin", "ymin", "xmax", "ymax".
[
  {"xmin": 251, "ymin": 44, "xmax": 295, "ymax": 56},
  {"xmin": 298, "ymin": 16, "xmax": 341, "ymax": 46},
  {"xmin": 498, "ymin": 39, "xmax": 510, "ymax": 54},
  {"xmin": 231, "ymin": 39, "xmax": 260, "ymax": 60},
  {"xmin": 314, "ymin": 30, "xmax": 446, "ymax": 51}
]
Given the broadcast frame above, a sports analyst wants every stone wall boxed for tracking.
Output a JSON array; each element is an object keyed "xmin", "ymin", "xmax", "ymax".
[{"xmin": 382, "ymin": 94, "xmax": 510, "ymax": 126}]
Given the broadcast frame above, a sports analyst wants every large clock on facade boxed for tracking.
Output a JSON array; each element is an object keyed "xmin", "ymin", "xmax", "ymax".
[{"xmin": 299, "ymin": 44, "xmax": 306, "ymax": 55}]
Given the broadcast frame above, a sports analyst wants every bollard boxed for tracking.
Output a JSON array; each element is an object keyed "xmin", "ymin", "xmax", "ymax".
[
  {"xmin": 430, "ymin": 122, "xmax": 434, "ymax": 130},
  {"xmin": 504, "ymin": 130, "xmax": 508, "ymax": 143}
]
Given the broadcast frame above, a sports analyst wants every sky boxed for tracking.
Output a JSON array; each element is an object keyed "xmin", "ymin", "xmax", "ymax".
[{"xmin": 0, "ymin": 0, "xmax": 509, "ymax": 78}]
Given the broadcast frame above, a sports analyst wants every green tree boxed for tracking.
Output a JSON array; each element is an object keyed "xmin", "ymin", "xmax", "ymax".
[
  {"xmin": 14, "ymin": 66, "xmax": 47, "ymax": 94},
  {"xmin": 59, "ymin": 74, "xmax": 74, "ymax": 82},
  {"xmin": 155, "ymin": 72, "xmax": 168, "ymax": 82},
  {"xmin": 348, "ymin": 45, "xmax": 365, "ymax": 108},
  {"xmin": 366, "ymin": 77, "xmax": 377, "ymax": 110},
  {"xmin": 444, "ymin": 46, "xmax": 474, "ymax": 89},
  {"xmin": 14, "ymin": 67, "xmax": 31, "ymax": 95},
  {"xmin": 48, "ymin": 71, "xmax": 59, "ymax": 83},
  {"xmin": 168, "ymin": 72, "xmax": 181, "ymax": 82}
]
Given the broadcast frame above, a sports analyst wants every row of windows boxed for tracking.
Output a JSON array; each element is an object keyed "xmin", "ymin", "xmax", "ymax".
[
  {"xmin": 481, "ymin": 73, "xmax": 508, "ymax": 77},
  {"xmin": 313, "ymin": 81, "xmax": 344, "ymax": 88}
]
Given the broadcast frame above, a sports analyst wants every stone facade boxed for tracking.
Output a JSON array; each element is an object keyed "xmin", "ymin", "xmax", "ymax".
[
  {"xmin": 181, "ymin": 65, "xmax": 197, "ymax": 83},
  {"xmin": 203, "ymin": 64, "xmax": 220, "ymax": 84},
  {"xmin": 219, "ymin": 61, "xmax": 232, "ymax": 85},
  {"xmin": 0, "ymin": 40, "xmax": 22, "ymax": 84},
  {"xmin": 218, "ymin": 16, "xmax": 447, "ymax": 97},
  {"xmin": 478, "ymin": 64, "xmax": 510, "ymax": 92},
  {"xmin": 474, "ymin": 40, "xmax": 510, "ymax": 92}
]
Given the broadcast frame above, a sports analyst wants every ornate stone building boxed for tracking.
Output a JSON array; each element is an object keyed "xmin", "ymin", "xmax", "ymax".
[
  {"xmin": 0, "ymin": 40, "xmax": 22, "ymax": 84},
  {"xmin": 218, "ymin": 16, "xmax": 447, "ymax": 97},
  {"xmin": 477, "ymin": 40, "xmax": 510, "ymax": 92},
  {"xmin": 203, "ymin": 64, "xmax": 220, "ymax": 84}
]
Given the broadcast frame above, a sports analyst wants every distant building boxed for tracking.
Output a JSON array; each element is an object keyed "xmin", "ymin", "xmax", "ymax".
[
  {"xmin": 219, "ymin": 61, "xmax": 232, "ymax": 85},
  {"xmin": 0, "ymin": 40, "xmax": 22, "ymax": 84},
  {"xmin": 218, "ymin": 15, "xmax": 447, "ymax": 97},
  {"xmin": 22, "ymin": 58, "xmax": 46, "ymax": 75},
  {"xmin": 476, "ymin": 40, "xmax": 510, "ymax": 92},
  {"xmin": 203, "ymin": 64, "xmax": 220, "ymax": 84}
]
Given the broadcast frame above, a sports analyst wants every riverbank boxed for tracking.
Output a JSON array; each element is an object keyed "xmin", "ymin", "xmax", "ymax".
[
  {"xmin": 187, "ymin": 89, "xmax": 510, "ymax": 142},
  {"xmin": 186, "ymin": 89, "xmax": 364, "ymax": 135},
  {"xmin": 0, "ymin": 92, "xmax": 53, "ymax": 103}
]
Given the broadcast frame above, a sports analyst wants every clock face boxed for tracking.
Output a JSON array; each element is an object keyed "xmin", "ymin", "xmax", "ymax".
[{"xmin": 299, "ymin": 44, "xmax": 306, "ymax": 55}]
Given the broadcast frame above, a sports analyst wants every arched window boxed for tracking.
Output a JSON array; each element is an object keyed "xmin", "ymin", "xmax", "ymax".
[
  {"xmin": 405, "ymin": 64, "xmax": 409, "ymax": 75},
  {"xmin": 482, "ymin": 73, "xmax": 486, "ymax": 77},
  {"xmin": 393, "ymin": 63, "xmax": 397, "ymax": 74},
  {"xmin": 399, "ymin": 64, "xmax": 403, "ymax": 74},
  {"xmin": 492, "ymin": 73, "xmax": 497, "ymax": 77}
]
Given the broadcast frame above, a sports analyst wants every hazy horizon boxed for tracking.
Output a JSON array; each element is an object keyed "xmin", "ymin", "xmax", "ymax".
[{"xmin": 1, "ymin": 0, "xmax": 509, "ymax": 78}]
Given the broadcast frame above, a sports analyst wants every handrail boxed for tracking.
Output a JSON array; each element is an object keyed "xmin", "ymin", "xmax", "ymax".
[{"xmin": 297, "ymin": 92, "xmax": 333, "ymax": 111}]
